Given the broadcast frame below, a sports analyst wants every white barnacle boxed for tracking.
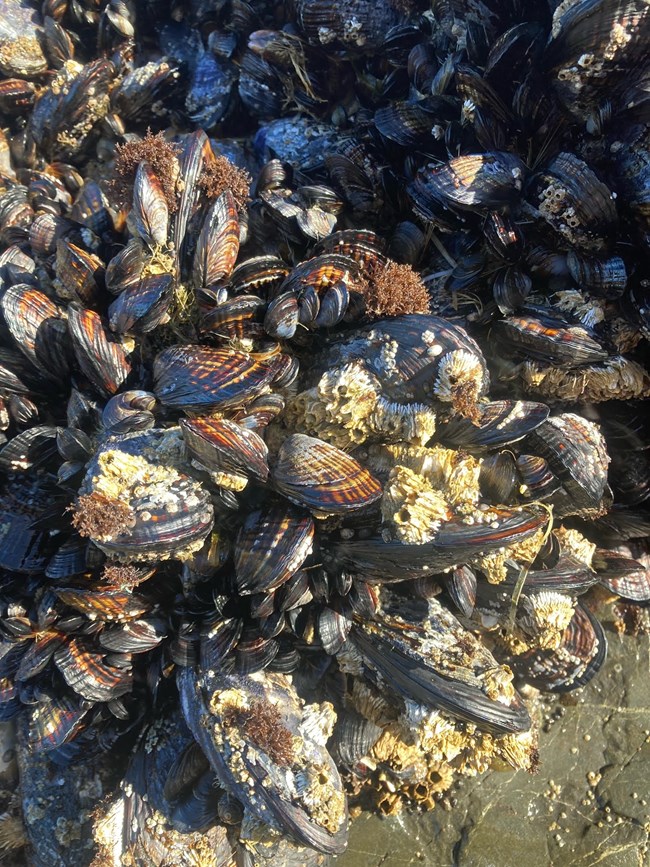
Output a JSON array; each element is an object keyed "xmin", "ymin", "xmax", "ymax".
[
  {"xmin": 519, "ymin": 590, "xmax": 575, "ymax": 650},
  {"xmin": 382, "ymin": 465, "xmax": 451, "ymax": 545},
  {"xmin": 433, "ymin": 349, "xmax": 484, "ymax": 413}
]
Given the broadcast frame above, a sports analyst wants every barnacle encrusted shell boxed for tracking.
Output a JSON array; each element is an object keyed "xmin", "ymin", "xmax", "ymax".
[
  {"xmin": 519, "ymin": 591, "xmax": 577, "ymax": 650},
  {"xmin": 368, "ymin": 443, "xmax": 482, "ymax": 511},
  {"xmin": 381, "ymin": 465, "xmax": 451, "ymax": 544},
  {"xmin": 205, "ymin": 672, "xmax": 346, "ymax": 837},
  {"xmin": 473, "ymin": 524, "xmax": 548, "ymax": 584},
  {"xmin": 73, "ymin": 428, "xmax": 213, "ymax": 561},
  {"xmin": 286, "ymin": 360, "xmax": 437, "ymax": 448},
  {"xmin": 519, "ymin": 356, "xmax": 650, "ymax": 402},
  {"xmin": 553, "ymin": 526, "xmax": 596, "ymax": 566}
]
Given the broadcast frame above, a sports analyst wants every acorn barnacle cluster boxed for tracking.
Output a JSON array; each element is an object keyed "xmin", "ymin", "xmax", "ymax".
[{"xmin": 0, "ymin": 0, "xmax": 649, "ymax": 864}]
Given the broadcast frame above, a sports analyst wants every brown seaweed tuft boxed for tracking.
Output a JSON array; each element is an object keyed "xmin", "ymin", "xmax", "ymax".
[{"xmin": 110, "ymin": 129, "xmax": 180, "ymax": 213}]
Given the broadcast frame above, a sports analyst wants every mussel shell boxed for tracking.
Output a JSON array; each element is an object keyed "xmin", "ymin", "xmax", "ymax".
[
  {"xmin": 108, "ymin": 273, "xmax": 174, "ymax": 334},
  {"xmin": 105, "ymin": 239, "xmax": 146, "ymax": 294},
  {"xmin": 436, "ymin": 400, "xmax": 549, "ymax": 449},
  {"xmin": 45, "ymin": 535, "xmax": 89, "ymax": 580},
  {"xmin": 330, "ymin": 506, "xmax": 548, "ymax": 581},
  {"xmin": 526, "ymin": 152, "xmax": 617, "ymax": 251},
  {"xmin": 192, "ymin": 190, "xmax": 239, "ymax": 289},
  {"xmin": 99, "ymin": 618, "xmax": 168, "ymax": 653},
  {"xmin": 68, "ymin": 305, "xmax": 132, "ymax": 397},
  {"xmin": 329, "ymin": 709, "xmax": 382, "ymax": 768},
  {"xmin": 0, "ymin": 475, "xmax": 59, "ymax": 572},
  {"xmin": 479, "ymin": 451, "xmax": 518, "ymax": 504},
  {"xmin": 514, "ymin": 602, "xmax": 607, "ymax": 692},
  {"xmin": 0, "ymin": 424, "xmax": 59, "ymax": 472},
  {"xmin": 201, "ymin": 294, "xmax": 266, "ymax": 341},
  {"xmin": 491, "ymin": 309, "xmax": 607, "ymax": 367},
  {"xmin": 595, "ymin": 551, "xmax": 650, "ymax": 602},
  {"xmin": 28, "ymin": 695, "xmax": 88, "ymax": 752},
  {"xmin": 409, "ymin": 152, "xmax": 526, "ymax": 218},
  {"xmin": 445, "ymin": 565, "xmax": 477, "ymax": 618},
  {"xmin": 351, "ymin": 599, "xmax": 531, "ymax": 735},
  {"xmin": 178, "ymin": 667, "xmax": 348, "ymax": 854},
  {"xmin": 516, "ymin": 454, "xmax": 561, "ymax": 501},
  {"xmin": 0, "ymin": 284, "xmax": 70, "ymax": 380},
  {"xmin": 102, "ymin": 390, "xmax": 156, "ymax": 435},
  {"xmin": 131, "ymin": 161, "xmax": 169, "ymax": 247},
  {"xmin": 567, "ymin": 252, "xmax": 627, "ymax": 299},
  {"xmin": 229, "ymin": 254, "xmax": 289, "ymax": 296},
  {"xmin": 264, "ymin": 291, "xmax": 299, "ymax": 339},
  {"xmin": 78, "ymin": 429, "xmax": 214, "ymax": 561},
  {"xmin": 235, "ymin": 505, "xmax": 314, "ymax": 595},
  {"xmin": 53, "ymin": 587, "xmax": 149, "ymax": 621},
  {"xmin": 325, "ymin": 314, "xmax": 489, "ymax": 406},
  {"xmin": 54, "ymin": 639, "xmax": 132, "ymax": 703},
  {"xmin": 54, "ymin": 239, "xmax": 104, "ymax": 307},
  {"xmin": 180, "ymin": 415, "xmax": 269, "ymax": 483},
  {"xmin": 523, "ymin": 414, "xmax": 610, "ymax": 517},
  {"xmin": 154, "ymin": 345, "xmax": 275, "ymax": 410},
  {"xmin": 273, "ymin": 434, "xmax": 382, "ymax": 515}
]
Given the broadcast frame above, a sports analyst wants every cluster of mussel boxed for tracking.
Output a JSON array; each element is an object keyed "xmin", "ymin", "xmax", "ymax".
[{"xmin": 0, "ymin": 0, "xmax": 650, "ymax": 863}]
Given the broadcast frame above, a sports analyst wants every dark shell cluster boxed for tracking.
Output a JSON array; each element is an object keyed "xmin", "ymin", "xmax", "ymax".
[{"xmin": 0, "ymin": 0, "xmax": 649, "ymax": 863}]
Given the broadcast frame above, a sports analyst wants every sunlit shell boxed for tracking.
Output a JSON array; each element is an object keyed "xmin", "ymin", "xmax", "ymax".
[
  {"xmin": 273, "ymin": 433, "xmax": 382, "ymax": 515},
  {"xmin": 154, "ymin": 345, "xmax": 275, "ymax": 410}
]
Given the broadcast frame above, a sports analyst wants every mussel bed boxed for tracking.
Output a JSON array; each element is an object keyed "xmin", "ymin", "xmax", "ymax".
[{"xmin": 0, "ymin": 0, "xmax": 649, "ymax": 864}]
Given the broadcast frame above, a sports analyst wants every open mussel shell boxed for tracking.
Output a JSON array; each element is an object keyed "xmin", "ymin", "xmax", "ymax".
[
  {"xmin": 330, "ymin": 506, "xmax": 548, "ymax": 581},
  {"xmin": 154, "ymin": 345, "xmax": 275, "ymax": 410},
  {"xmin": 235, "ymin": 505, "xmax": 314, "ymax": 595},
  {"xmin": 180, "ymin": 415, "xmax": 269, "ymax": 486},
  {"xmin": 513, "ymin": 603, "xmax": 607, "ymax": 692},
  {"xmin": 178, "ymin": 667, "xmax": 348, "ymax": 854},
  {"xmin": 273, "ymin": 434, "xmax": 382, "ymax": 516},
  {"xmin": 436, "ymin": 400, "xmax": 549, "ymax": 450}
]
